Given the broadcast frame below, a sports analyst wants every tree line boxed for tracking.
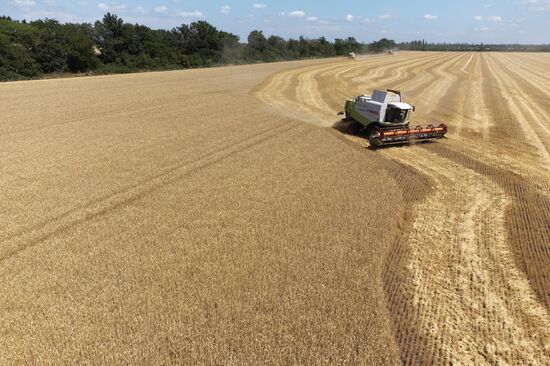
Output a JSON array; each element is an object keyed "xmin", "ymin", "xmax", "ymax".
[
  {"xmin": 399, "ymin": 39, "xmax": 550, "ymax": 52},
  {"xmin": 4, "ymin": 13, "xmax": 547, "ymax": 81},
  {"xmin": 0, "ymin": 14, "xmax": 374, "ymax": 81}
]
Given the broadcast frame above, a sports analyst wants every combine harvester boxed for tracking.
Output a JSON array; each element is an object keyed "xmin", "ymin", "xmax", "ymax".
[{"xmin": 339, "ymin": 89, "xmax": 447, "ymax": 147}]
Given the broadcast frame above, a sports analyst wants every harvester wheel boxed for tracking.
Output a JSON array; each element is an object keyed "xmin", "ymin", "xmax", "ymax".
[
  {"xmin": 367, "ymin": 125, "xmax": 383, "ymax": 147},
  {"xmin": 347, "ymin": 121, "xmax": 362, "ymax": 135}
]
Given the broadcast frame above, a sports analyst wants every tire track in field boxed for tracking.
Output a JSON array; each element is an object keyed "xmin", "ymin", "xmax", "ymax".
[
  {"xmin": 384, "ymin": 146, "xmax": 550, "ymax": 365},
  {"xmin": 427, "ymin": 53, "xmax": 550, "ymax": 310},
  {"xmin": 391, "ymin": 53, "xmax": 493, "ymax": 141},
  {"xmin": 465, "ymin": 53, "xmax": 550, "ymax": 183},
  {"xmin": 483, "ymin": 54, "xmax": 550, "ymax": 169},
  {"xmin": 0, "ymin": 87, "xmax": 233, "ymax": 137},
  {"xmin": 297, "ymin": 53, "xmax": 422, "ymax": 118},
  {"xmin": 343, "ymin": 53, "xmax": 449, "ymax": 93},
  {"xmin": 256, "ymin": 52, "xmax": 469, "ymax": 136},
  {"xmin": 498, "ymin": 53, "xmax": 550, "ymax": 84},
  {"xmin": 348, "ymin": 53, "xmax": 447, "ymax": 88},
  {"xmin": 398, "ymin": 53, "xmax": 470, "ymax": 115},
  {"xmin": 0, "ymin": 120, "xmax": 301, "ymax": 266},
  {"xmin": 430, "ymin": 52, "xmax": 486, "ymax": 138},
  {"xmin": 308, "ymin": 53, "xmax": 422, "ymax": 111},
  {"xmin": 490, "ymin": 54, "xmax": 550, "ymax": 141},
  {"xmin": 254, "ymin": 52, "xmax": 550, "ymax": 364},
  {"xmin": 306, "ymin": 54, "xmax": 415, "ymax": 114},
  {"xmin": 380, "ymin": 53, "xmax": 549, "ymax": 364},
  {"xmin": 425, "ymin": 142, "xmax": 550, "ymax": 309},
  {"xmin": 337, "ymin": 53, "xmax": 453, "ymax": 117},
  {"xmin": 336, "ymin": 53, "xmax": 467, "ymax": 123},
  {"xmin": 410, "ymin": 53, "xmax": 487, "ymax": 141},
  {"xmin": 255, "ymin": 59, "xmax": 374, "ymax": 124},
  {"xmin": 255, "ymin": 52, "xmax": 451, "ymax": 126}
]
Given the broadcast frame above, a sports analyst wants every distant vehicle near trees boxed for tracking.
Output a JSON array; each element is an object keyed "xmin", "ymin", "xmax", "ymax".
[{"xmin": 1, "ymin": 14, "xmax": 548, "ymax": 81}]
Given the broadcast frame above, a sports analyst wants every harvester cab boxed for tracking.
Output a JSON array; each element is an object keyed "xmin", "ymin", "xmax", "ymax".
[{"xmin": 339, "ymin": 89, "xmax": 447, "ymax": 147}]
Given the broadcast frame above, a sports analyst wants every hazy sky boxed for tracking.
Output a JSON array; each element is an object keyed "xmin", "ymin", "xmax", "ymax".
[{"xmin": 2, "ymin": 0, "xmax": 549, "ymax": 43}]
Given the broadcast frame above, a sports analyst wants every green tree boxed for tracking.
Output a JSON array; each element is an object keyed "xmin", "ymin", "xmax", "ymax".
[
  {"xmin": 30, "ymin": 19, "xmax": 98, "ymax": 73},
  {"xmin": 0, "ymin": 18, "xmax": 41, "ymax": 79},
  {"xmin": 63, "ymin": 24, "xmax": 100, "ymax": 71},
  {"xmin": 246, "ymin": 30, "xmax": 267, "ymax": 59},
  {"xmin": 94, "ymin": 13, "xmax": 125, "ymax": 64},
  {"xmin": 368, "ymin": 38, "xmax": 396, "ymax": 53},
  {"xmin": 173, "ymin": 21, "xmax": 227, "ymax": 65}
]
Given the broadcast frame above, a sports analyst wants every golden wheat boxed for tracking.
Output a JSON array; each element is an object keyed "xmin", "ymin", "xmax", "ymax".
[{"xmin": 1, "ymin": 52, "xmax": 549, "ymax": 365}]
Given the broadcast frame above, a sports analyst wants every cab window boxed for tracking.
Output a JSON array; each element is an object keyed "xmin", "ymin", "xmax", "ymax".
[{"xmin": 386, "ymin": 107, "xmax": 409, "ymax": 123}]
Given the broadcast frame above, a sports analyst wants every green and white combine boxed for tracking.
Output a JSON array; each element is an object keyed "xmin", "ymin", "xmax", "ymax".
[{"xmin": 339, "ymin": 89, "xmax": 447, "ymax": 147}]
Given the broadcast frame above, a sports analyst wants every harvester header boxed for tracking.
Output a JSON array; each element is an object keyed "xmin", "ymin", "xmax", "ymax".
[{"xmin": 339, "ymin": 89, "xmax": 447, "ymax": 147}]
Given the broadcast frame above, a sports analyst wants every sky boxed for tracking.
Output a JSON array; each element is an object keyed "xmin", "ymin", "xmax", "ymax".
[{"xmin": 1, "ymin": 0, "xmax": 549, "ymax": 43}]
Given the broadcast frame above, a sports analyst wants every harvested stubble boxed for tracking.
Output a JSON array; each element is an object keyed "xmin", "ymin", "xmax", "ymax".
[{"xmin": 254, "ymin": 51, "xmax": 550, "ymax": 364}]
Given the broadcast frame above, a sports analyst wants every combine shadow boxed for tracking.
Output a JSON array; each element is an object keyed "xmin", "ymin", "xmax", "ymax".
[
  {"xmin": 332, "ymin": 119, "xmax": 352, "ymax": 134},
  {"xmin": 331, "ymin": 119, "xmax": 437, "ymax": 150}
]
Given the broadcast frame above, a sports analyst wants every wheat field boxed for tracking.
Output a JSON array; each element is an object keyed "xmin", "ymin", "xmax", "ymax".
[{"xmin": 1, "ymin": 52, "xmax": 549, "ymax": 364}]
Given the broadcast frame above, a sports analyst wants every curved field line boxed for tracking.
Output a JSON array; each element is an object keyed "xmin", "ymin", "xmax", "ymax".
[
  {"xmin": 253, "ymin": 52, "xmax": 550, "ymax": 364},
  {"xmin": 384, "ymin": 146, "xmax": 550, "ymax": 365},
  {"xmin": 483, "ymin": 54, "xmax": 550, "ymax": 170},
  {"xmin": 489, "ymin": 54, "xmax": 550, "ymax": 136},
  {"xmin": 0, "ymin": 121, "xmax": 301, "ymax": 265}
]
